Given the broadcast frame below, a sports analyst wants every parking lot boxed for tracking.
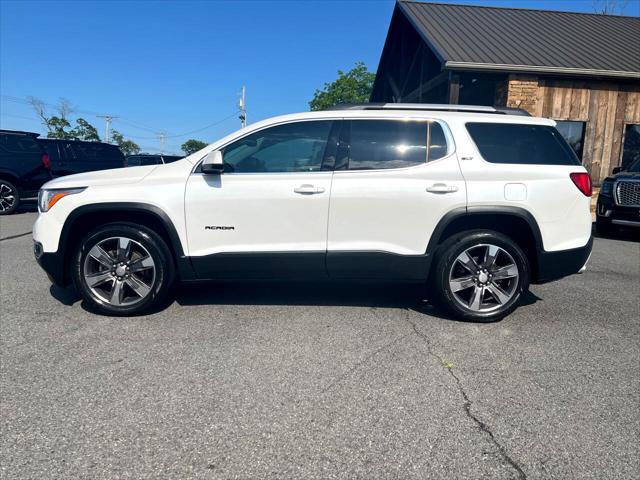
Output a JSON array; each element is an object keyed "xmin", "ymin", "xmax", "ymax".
[{"xmin": 1, "ymin": 209, "xmax": 638, "ymax": 479}]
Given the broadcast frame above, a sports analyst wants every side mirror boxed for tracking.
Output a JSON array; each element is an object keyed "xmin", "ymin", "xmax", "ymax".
[
  {"xmin": 612, "ymin": 166, "xmax": 622, "ymax": 175},
  {"xmin": 201, "ymin": 150, "xmax": 224, "ymax": 174}
]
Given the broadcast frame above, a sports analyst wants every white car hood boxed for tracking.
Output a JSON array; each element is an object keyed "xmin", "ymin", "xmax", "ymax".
[{"xmin": 42, "ymin": 165, "xmax": 158, "ymax": 189}]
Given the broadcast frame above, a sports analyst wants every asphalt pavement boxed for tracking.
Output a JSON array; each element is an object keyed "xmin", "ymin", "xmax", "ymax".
[{"xmin": 1, "ymin": 210, "xmax": 638, "ymax": 479}]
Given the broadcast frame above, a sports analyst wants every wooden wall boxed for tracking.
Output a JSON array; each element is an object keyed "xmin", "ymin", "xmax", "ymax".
[{"xmin": 505, "ymin": 75, "xmax": 640, "ymax": 184}]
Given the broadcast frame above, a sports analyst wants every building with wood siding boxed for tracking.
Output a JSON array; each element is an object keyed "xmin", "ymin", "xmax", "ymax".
[{"xmin": 371, "ymin": 1, "xmax": 640, "ymax": 184}]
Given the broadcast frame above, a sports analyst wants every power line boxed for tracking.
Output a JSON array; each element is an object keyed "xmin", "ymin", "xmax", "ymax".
[
  {"xmin": 162, "ymin": 111, "xmax": 239, "ymax": 138},
  {"xmin": 1, "ymin": 94, "xmax": 239, "ymax": 141}
]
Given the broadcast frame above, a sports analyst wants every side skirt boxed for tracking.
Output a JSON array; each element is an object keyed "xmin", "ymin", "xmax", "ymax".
[
  {"xmin": 191, "ymin": 252, "xmax": 328, "ymax": 280},
  {"xmin": 190, "ymin": 251, "xmax": 432, "ymax": 281}
]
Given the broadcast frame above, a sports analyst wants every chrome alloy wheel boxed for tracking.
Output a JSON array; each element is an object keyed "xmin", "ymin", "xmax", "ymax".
[
  {"xmin": 448, "ymin": 244, "xmax": 519, "ymax": 313},
  {"xmin": 0, "ymin": 183, "xmax": 16, "ymax": 213},
  {"xmin": 82, "ymin": 236, "xmax": 156, "ymax": 307}
]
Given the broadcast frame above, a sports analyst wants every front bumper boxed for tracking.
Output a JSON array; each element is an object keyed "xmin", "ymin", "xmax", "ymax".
[
  {"xmin": 536, "ymin": 236, "xmax": 593, "ymax": 283},
  {"xmin": 596, "ymin": 195, "xmax": 640, "ymax": 227},
  {"xmin": 34, "ymin": 241, "xmax": 68, "ymax": 287}
]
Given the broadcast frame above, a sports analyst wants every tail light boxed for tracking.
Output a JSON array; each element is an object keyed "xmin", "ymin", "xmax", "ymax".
[
  {"xmin": 570, "ymin": 172, "xmax": 592, "ymax": 197},
  {"xmin": 41, "ymin": 153, "xmax": 51, "ymax": 170}
]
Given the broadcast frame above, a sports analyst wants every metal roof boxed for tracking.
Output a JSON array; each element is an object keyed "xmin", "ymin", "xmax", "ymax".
[{"xmin": 398, "ymin": 1, "xmax": 640, "ymax": 79}]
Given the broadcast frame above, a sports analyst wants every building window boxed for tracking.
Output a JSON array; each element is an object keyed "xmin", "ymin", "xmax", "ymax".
[
  {"xmin": 555, "ymin": 121, "xmax": 586, "ymax": 161},
  {"xmin": 621, "ymin": 124, "xmax": 640, "ymax": 170}
]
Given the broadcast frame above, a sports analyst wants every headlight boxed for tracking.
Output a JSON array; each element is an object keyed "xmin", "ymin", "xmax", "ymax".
[
  {"xmin": 600, "ymin": 180, "xmax": 613, "ymax": 197},
  {"xmin": 38, "ymin": 188, "xmax": 86, "ymax": 213}
]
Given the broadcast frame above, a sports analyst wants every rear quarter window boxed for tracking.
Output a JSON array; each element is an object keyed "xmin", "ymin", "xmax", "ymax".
[
  {"xmin": 0, "ymin": 134, "xmax": 41, "ymax": 155},
  {"xmin": 466, "ymin": 123, "xmax": 580, "ymax": 166}
]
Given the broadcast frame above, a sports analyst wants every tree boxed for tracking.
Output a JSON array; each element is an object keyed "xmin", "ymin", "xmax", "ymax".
[
  {"xmin": 28, "ymin": 96, "xmax": 77, "ymax": 139},
  {"xmin": 70, "ymin": 118, "xmax": 101, "ymax": 142},
  {"xmin": 181, "ymin": 139, "xmax": 208, "ymax": 155},
  {"xmin": 309, "ymin": 62, "xmax": 376, "ymax": 111},
  {"xmin": 111, "ymin": 129, "xmax": 140, "ymax": 156},
  {"xmin": 592, "ymin": 0, "xmax": 629, "ymax": 14}
]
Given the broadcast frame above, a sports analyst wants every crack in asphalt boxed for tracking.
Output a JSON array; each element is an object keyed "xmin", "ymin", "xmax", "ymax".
[
  {"xmin": 0, "ymin": 231, "xmax": 32, "ymax": 242},
  {"xmin": 320, "ymin": 333, "xmax": 412, "ymax": 394},
  {"xmin": 404, "ymin": 310, "xmax": 527, "ymax": 480}
]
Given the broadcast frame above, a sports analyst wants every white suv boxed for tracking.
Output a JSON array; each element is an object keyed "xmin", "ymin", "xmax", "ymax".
[{"xmin": 33, "ymin": 104, "xmax": 593, "ymax": 321}]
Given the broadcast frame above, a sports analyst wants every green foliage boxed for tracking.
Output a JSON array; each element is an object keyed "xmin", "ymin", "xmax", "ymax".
[
  {"xmin": 309, "ymin": 61, "xmax": 376, "ymax": 111},
  {"xmin": 70, "ymin": 118, "xmax": 101, "ymax": 142},
  {"xmin": 181, "ymin": 139, "xmax": 208, "ymax": 155},
  {"xmin": 111, "ymin": 129, "xmax": 140, "ymax": 156},
  {"xmin": 45, "ymin": 117, "xmax": 73, "ymax": 139}
]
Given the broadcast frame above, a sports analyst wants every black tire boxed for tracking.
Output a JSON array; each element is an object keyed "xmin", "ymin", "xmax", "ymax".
[
  {"xmin": 71, "ymin": 223, "xmax": 175, "ymax": 316},
  {"xmin": 431, "ymin": 230, "xmax": 530, "ymax": 322},
  {"xmin": 595, "ymin": 218, "xmax": 616, "ymax": 237},
  {"xmin": 0, "ymin": 179, "xmax": 20, "ymax": 215}
]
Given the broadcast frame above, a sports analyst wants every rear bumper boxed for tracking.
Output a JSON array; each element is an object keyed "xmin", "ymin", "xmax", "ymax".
[{"xmin": 535, "ymin": 236, "xmax": 593, "ymax": 283}]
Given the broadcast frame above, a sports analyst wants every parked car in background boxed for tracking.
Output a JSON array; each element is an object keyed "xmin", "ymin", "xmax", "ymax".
[
  {"xmin": 0, "ymin": 129, "xmax": 51, "ymax": 215},
  {"xmin": 37, "ymin": 139, "xmax": 125, "ymax": 177},
  {"xmin": 125, "ymin": 154, "xmax": 183, "ymax": 167},
  {"xmin": 33, "ymin": 104, "xmax": 593, "ymax": 321},
  {"xmin": 596, "ymin": 158, "xmax": 640, "ymax": 235}
]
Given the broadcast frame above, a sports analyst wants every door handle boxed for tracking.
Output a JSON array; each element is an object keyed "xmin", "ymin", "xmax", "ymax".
[
  {"xmin": 426, "ymin": 183, "xmax": 459, "ymax": 194},
  {"xmin": 294, "ymin": 184, "xmax": 325, "ymax": 194}
]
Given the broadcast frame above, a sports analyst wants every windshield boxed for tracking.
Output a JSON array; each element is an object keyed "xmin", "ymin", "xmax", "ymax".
[{"xmin": 627, "ymin": 158, "xmax": 640, "ymax": 173}]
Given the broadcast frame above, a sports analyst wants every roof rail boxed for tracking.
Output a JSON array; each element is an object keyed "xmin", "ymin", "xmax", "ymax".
[{"xmin": 325, "ymin": 103, "xmax": 531, "ymax": 116}]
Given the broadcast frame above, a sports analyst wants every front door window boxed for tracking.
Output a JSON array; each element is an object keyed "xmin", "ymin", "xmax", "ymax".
[{"xmin": 222, "ymin": 121, "xmax": 332, "ymax": 173}]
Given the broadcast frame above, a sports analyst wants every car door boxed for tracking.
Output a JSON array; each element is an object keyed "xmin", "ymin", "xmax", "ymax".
[
  {"xmin": 185, "ymin": 119, "xmax": 337, "ymax": 279},
  {"xmin": 326, "ymin": 118, "xmax": 466, "ymax": 279},
  {"xmin": 38, "ymin": 140, "xmax": 65, "ymax": 177}
]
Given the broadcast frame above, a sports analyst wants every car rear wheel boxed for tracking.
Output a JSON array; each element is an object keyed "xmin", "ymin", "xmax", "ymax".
[
  {"xmin": 72, "ymin": 223, "xmax": 174, "ymax": 316},
  {"xmin": 432, "ymin": 230, "xmax": 530, "ymax": 322},
  {"xmin": 0, "ymin": 180, "xmax": 19, "ymax": 215}
]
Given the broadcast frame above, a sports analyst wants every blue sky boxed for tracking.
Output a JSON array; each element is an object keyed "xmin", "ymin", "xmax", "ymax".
[{"xmin": 1, "ymin": 0, "xmax": 637, "ymax": 154}]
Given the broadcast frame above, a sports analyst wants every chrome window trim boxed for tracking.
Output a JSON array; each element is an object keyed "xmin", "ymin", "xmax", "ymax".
[{"xmin": 191, "ymin": 116, "xmax": 456, "ymax": 175}]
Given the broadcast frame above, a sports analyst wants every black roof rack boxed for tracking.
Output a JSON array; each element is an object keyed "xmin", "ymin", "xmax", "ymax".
[{"xmin": 325, "ymin": 103, "xmax": 531, "ymax": 116}]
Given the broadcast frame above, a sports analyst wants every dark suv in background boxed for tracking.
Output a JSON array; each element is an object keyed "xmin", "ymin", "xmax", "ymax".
[
  {"xmin": 37, "ymin": 138, "xmax": 125, "ymax": 177},
  {"xmin": 0, "ymin": 129, "xmax": 126, "ymax": 215},
  {"xmin": 596, "ymin": 158, "xmax": 640, "ymax": 235},
  {"xmin": 0, "ymin": 130, "xmax": 51, "ymax": 215},
  {"xmin": 125, "ymin": 154, "xmax": 183, "ymax": 167}
]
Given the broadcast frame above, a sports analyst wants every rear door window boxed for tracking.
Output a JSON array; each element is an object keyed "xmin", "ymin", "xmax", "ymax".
[
  {"xmin": 466, "ymin": 123, "xmax": 580, "ymax": 166},
  {"xmin": 345, "ymin": 120, "xmax": 449, "ymax": 170},
  {"xmin": 67, "ymin": 143, "xmax": 124, "ymax": 165}
]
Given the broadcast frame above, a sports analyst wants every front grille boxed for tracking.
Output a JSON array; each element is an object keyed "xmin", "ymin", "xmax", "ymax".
[{"xmin": 616, "ymin": 181, "xmax": 640, "ymax": 207}]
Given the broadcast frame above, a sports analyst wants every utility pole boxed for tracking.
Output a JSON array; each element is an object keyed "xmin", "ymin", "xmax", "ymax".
[
  {"xmin": 158, "ymin": 132, "xmax": 165, "ymax": 154},
  {"xmin": 238, "ymin": 85, "xmax": 246, "ymax": 128},
  {"xmin": 97, "ymin": 115, "xmax": 118, "ymax": 143}
]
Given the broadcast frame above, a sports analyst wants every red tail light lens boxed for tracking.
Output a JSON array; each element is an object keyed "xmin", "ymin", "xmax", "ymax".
[
  {"xmin": 570, "ymin": 172, "xmax": 592, "ymax": 197},
  {"xmin": 41, "ymin": 153, "xmax": 51, "ymax": 169}
]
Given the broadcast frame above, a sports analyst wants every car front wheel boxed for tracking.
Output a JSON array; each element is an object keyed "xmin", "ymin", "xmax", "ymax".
[
  {"xmin": 432, "ymin": 230, "xmax": 530, "ymax": 322},
  {"xmin": 72, "ymin": 223, "xmax": 174, "ymax": 316}
]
